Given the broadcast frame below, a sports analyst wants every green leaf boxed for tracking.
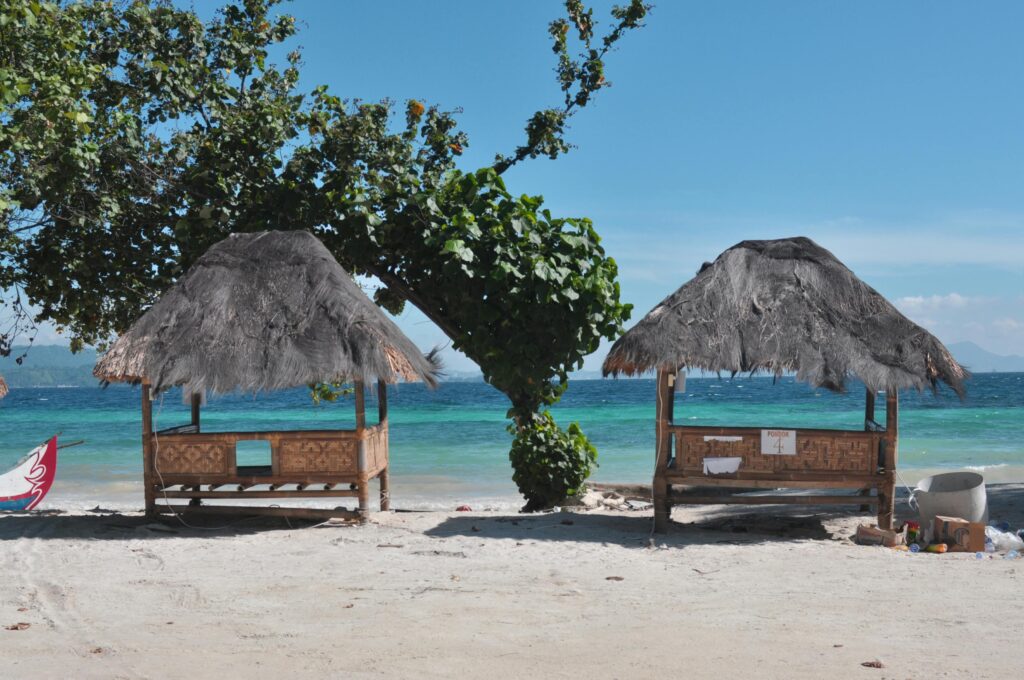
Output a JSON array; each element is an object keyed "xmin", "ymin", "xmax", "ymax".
[
  {"xmin": 442, "ymin": 238, "xmax": 465, "ymax": 255},
  {"xmin": 62, "ymin": 110, "xmax": 90, "ymax": 124}
]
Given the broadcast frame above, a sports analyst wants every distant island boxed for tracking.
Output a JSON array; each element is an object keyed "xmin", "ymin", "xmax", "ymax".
[
  {"xmin": 0, "ymin": 345, "xmax": 100, "ymax": 387},
  {"xmin": 945, "ymin": 341, "xmax": 1024, "ymax": 373},
  {"xmin": 1, "ymin": 340, "xmax": 1022, "ymax": 388}
]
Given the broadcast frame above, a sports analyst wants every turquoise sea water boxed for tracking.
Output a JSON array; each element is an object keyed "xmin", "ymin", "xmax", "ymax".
[{"xmin": 0, "ymin": 374, "xmax": 1021, "ymax": 510}]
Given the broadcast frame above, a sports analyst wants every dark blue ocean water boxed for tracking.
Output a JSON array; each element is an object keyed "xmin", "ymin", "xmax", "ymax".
[{"xmin": 0, "ymin": 374, "xmax": 1021, "ymax": 509}]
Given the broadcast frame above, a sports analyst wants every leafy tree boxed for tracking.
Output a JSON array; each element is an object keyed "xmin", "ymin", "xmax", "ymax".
[
  {"xmin": 510, "ymin": 412, "xmax": 597, "ymax": 511},
  {"xmin": 0, "ymin": 0, "xmax": 647, "ymax": 507}
]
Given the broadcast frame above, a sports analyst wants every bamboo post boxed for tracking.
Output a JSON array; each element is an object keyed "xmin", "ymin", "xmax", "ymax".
[
  {"xmin": 378, "ymin": 379, "xmax": 390, "ymax": 511},
  {"xmin": 190, "ymin": 392, "xmax": 201, "ymax": 432},
  {"xmin": 141, "ymin": 382, "xmax": 156, "ymax": 518},
  {"xmin": 354, "ymin": 381, "xmax": 369, "ymax": 517},
  {"xmin": 666, "ymin": 369, "xmax": 676, "ymax": 424},
  {"xmin": 864, "ymin": 388, "xmax": 875, "ymax": 429},
  {"xmin": 354, "ymin": 380, "xmax": 366, "ymax": 431},
  {"xmin": 877, "ymin": 391, "xmax": 899, "ymax": 530},
  {"xmin": 860, "ymin": 388, "xmax": 876, "ymax": 511},
  {"xmin": 652, "ymin": 369, "xmax": 672, "ymax": 533},
  {"xmin": 377, "ymin": 379, "xmax": 387, "ymax": 425}
]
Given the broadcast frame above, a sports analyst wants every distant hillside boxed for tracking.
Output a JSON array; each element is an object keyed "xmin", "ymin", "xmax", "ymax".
[
  {"xmin": 947, "ymin": 341, "xmax": 1024, "ymax": 373},
  {"xmin": 0, "ymin": 345, "xmax": 98, "ymax": 387}
]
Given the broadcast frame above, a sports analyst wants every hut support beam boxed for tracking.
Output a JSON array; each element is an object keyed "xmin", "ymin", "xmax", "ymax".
[
  {"xmin": 141, "ymin": 383, "xmax": 156, "ymax": 518},
  {"xmin": 354, "ymin": 380, "xmax": 366, "ymax": 431},
  {"xmin": 877, "ymin": 392, "xmax": 898, "ymax": 530},
  {"xmin": 354, "ymin": 381, "xmax": 370, "ymax": 519},
  {"xmin": 652, "ymin": 369, "xmax": 673, "ymax": 532},
  {"xmin": 378, "ymin": 379, "xmax": 390, "ymax": 511},
  {"xmin": 190, "ymin": 392, "xmax": 201, "ymax": 432},
  {"xmin": 860, "ymin": 388, "xmax": 876, "ymax": 511}
]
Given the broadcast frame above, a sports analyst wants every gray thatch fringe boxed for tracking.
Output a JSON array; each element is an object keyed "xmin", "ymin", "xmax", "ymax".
[
  {"xmin": 94, "ymin": 231, "xmax": 440, "ymax": 394},
  {"xmin": 603, "ymin": 237, "xmax": 967, "ymax": 396}
]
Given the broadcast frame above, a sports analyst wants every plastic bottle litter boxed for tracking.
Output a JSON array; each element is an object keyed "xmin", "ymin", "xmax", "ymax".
[
  {"xmin": 909, "ymin": 543, "xmax": 921, "ymax": 553},
  {"xmin": 992, "ymin": 520, "xmax": 1011, "ymax": 532},
  {"xmin": 975, "ymin": 552, "xmax": 985, "ymax": 560},
  {"xmin": 1005, "ymin": 550, "xmax": 1020, "ymax": 560},
  {"xmin": 925, "ymin": 543, "xmax": 948, "ymax": 554},
  {"xmin": 985, "ymin": 526, "xmax": 1024, "ymax": 552},
  {"xmin": 905, "ymin": 521, "xmax": 920, "ymax": 544}
]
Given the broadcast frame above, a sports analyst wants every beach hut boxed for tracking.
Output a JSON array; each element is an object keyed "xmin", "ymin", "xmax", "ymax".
[
  {"xmin": 94, "ymin": 230, "xmax": 438, "ymax": 520},
  {"xmin": 603, "ymin": 237, "xmax": 966, "ymax": 532}
]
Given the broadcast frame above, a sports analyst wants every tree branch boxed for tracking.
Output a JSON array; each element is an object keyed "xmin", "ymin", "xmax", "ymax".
[
  {"xmin": 363, "ymin": 263, "xmax": 463, "ymax": 340},
  {"xmin": 494, "ymin": 0, "xmax": 650, "ymax": 175}
]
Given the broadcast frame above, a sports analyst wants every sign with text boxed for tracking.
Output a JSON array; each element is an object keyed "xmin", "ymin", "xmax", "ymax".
[{"xmin": 760, "ymin": 429, "xmax": 796, "ymax": 455}]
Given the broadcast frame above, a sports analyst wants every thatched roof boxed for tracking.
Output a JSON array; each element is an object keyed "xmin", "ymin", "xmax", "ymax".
[
  {"xmin": 94, "ymin": 231, "xmax": 439, "ymax": 394},
  {"xmin": 603, "ymin": 237, "xmax": 967, "ymax": 396},
  {"xmin": 0, "ymin": 374, "xmax": 7, "ymax": 399}
]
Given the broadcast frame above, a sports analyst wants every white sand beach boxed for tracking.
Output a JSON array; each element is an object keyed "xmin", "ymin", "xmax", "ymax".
[{"xmin": 1, "ymin": 486, "xmax": 1021, "ymax": 680}]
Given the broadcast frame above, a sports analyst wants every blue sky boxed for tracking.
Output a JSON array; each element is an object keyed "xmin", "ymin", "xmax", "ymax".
[{"xmin": 30, "ymin": 1, "xmax": 1024, "ymax": 367}]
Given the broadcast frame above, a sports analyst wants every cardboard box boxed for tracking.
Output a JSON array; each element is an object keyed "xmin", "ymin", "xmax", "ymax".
[
  {"xmin": 933, "ymin": 515, "xmax": 986, "ymax": 552},
  {"xmin": 855, "ymin": 524, "xmax": 905, "ymax": 547}
]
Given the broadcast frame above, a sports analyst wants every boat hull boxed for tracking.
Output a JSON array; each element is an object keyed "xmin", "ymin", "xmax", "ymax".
[{"xmin": 0, "ymin": 437, "xmax": 58, "ymax": 511}]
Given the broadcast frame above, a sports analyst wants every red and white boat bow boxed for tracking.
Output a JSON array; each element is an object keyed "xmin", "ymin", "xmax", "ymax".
[{"xmin": 0, "ymin": 437, "xmax": 58, "ymax": 511}]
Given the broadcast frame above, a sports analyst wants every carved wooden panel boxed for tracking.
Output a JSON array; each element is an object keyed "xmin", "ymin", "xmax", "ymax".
[
  {"xmin": 776, "ymin": 436, "xmax": 875, "ymax": 473},
  {"xmin": 363, "ymin": 428, "xmax": 388, "ymax": 474},
  {"xmin": 676, "ymin": 431, "xmax": 877, "ymax": 474},
  {"xmin": 278, "ymin": 439, "xmax": 357, "ymax": 474},
  {"xmin": 155, "ymin": 441, "xmax": 230, "ymax": 475}
]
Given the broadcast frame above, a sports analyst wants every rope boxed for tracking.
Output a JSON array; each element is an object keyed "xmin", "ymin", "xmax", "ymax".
[{"xmin": 895, "ymin": 468, "xmax": 918, "ymax": 511}]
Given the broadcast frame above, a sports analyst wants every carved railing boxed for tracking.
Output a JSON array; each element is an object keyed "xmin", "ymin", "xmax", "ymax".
[
  {"xmin": 666, "ymin": 425, "xmax": 886, "ymax": 481},
  {"xmin": 149, "ymin": 424, "xmax": 388, "ymax": 487}
]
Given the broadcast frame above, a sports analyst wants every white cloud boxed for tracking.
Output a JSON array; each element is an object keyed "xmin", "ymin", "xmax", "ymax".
[
  {"xmin": 895, "ymin": 293, "xmax": 972, "ymax": 313},
  {"xmin": 600, "ymin": 211, "xmax": 1024, "ymax": 275},
  {"xmin": 818, "ymin": 223, "xmax": 1024, "ymax": 267},
  {"xmin": 993, "ymin": 317, "xmax": 1023, "ymax": 331}
]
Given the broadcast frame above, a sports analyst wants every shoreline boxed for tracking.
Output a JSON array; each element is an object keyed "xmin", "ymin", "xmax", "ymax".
[{"xmin": 38, "ymin": 462, "xmax": 1024, "ymax": 515}]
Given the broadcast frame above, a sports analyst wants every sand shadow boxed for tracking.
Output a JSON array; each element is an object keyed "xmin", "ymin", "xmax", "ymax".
[
  {"xmin": 0, "ymin": 510, "xmax": 325, "ymax": 541},
  {"xmin": 4, "ymin": 484, "xmax": 1021, "ymax": 545},
  {"xmin": 425, "ymin": 509, "xmax": 842, "ymax": 548},
  {"xmin": 977, "ymin": 483, "xmax": 1024, "ymax": 526},
  {"xmin": 426, "ymin": 484, "xmax": 1024, "ymax": 548},
  {"xmin": 698, "ymin": 484, "xmax": 1021, "ymax": 525}
]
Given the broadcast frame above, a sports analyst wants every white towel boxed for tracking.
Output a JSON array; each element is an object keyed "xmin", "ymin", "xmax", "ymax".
[{"xmin": 703, "ymin": 456, "xmax": 742, "ymax": 475}]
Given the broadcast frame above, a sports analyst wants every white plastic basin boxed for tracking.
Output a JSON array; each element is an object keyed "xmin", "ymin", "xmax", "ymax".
[{"xmin": 913, "ymin": 471, "xmax": 988, "ymax": 525}]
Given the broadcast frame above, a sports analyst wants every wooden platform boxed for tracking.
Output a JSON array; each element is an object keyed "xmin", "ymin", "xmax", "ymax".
[
  {"xmin": 652, "ymin": 370, "xmax": 898, "ymax": 532},
  {"xmin": 152, "ymin": 504, "xmax": 363, "ymax": 522},
  {"xmin": 141, "ymin": 380, "xmax": 391, "ymax": 520}
]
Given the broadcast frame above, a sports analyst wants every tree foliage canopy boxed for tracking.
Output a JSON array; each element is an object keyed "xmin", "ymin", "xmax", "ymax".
[{"xmin": 1, "ymin": 0, "xmax": 648, "ymax": 505}]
